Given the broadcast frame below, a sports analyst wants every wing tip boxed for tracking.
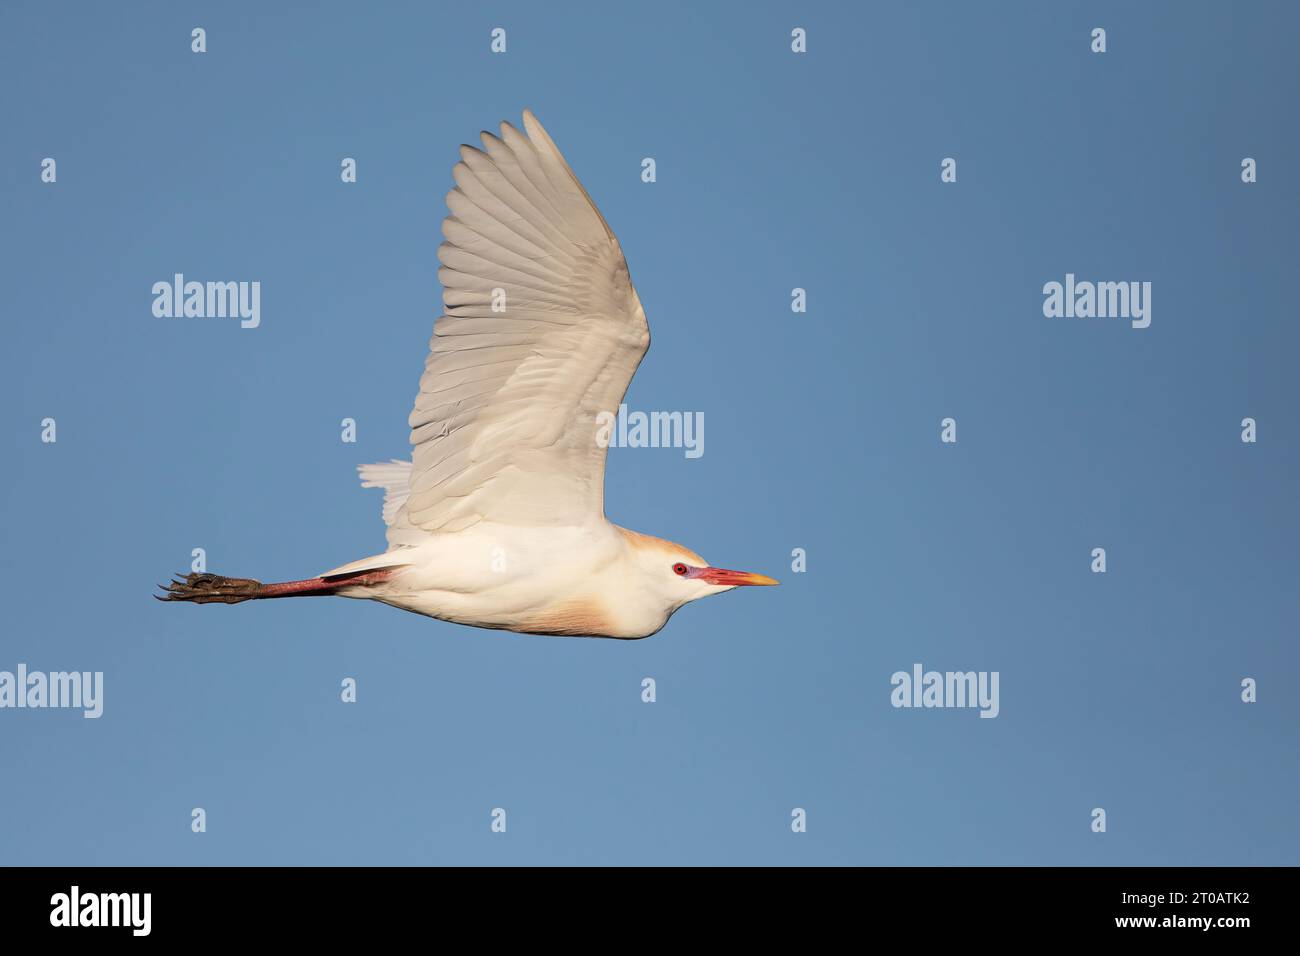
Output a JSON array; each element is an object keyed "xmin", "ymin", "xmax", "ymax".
[{"xmin": 521, "ymin": 109, "xmax": 549, "ymax": 145}]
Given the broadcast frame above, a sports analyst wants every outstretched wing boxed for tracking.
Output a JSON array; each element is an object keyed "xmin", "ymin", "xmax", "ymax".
[{"xmin": 397, "ymin": 110, "xmax": 649, "ymax": 539}]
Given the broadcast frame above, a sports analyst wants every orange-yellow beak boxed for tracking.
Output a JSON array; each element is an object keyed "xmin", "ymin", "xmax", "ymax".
[{"xmin": 699, "ymin": 567, "xmax": 780, "ymax": 587}]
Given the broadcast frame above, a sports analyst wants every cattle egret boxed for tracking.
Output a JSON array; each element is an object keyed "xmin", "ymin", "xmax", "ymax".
[{"xmin": 159, "ymin": 110, "xmax": 777, "ymax": 639}]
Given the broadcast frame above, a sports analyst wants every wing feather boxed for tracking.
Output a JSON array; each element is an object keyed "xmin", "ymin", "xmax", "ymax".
[{"xmin": 396, "ymin": 110, "xmax": 649, "ymax": 541}]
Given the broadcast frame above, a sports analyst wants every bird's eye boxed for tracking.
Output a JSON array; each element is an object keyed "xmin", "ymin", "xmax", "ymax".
[{"xmin": 672, "ymin": 563, "xmax": 688, "ymax": 576}]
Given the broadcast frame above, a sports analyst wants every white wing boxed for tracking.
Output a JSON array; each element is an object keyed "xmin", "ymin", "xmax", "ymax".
[{"xmin": 400, "ymin": 110, "xmax": 649, "ymax": 538}]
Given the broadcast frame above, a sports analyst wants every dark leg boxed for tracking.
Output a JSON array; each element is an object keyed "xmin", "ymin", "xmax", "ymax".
[{"xmin": 156, "ymin": 568, "xmax": 397, "ymax": 605}]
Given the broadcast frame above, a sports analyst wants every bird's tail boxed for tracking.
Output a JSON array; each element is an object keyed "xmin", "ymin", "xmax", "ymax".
[{"xmin": 358, "ymin": 459, "xmax": 412, "ymax": 527}]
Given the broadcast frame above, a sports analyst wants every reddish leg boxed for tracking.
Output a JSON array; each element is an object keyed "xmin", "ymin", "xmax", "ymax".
[{"xmin": 157, "ymin": 568, "xmax": 397, "ymax": 605}]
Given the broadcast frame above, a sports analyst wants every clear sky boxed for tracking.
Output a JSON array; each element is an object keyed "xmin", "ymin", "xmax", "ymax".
[{"xmin": 1, "ymin": 0, "xmax": 1296, "ymax": 865}]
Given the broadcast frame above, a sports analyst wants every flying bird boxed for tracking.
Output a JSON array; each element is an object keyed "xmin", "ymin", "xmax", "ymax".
[{"xmin": 159, "ymin": 110, "xmax": 777, "ymax": 638}]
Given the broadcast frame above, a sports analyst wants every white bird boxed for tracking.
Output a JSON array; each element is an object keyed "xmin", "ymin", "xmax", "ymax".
[{"xmin": 160, "ymin": 110, "xmax": 777, "ymax": 639}]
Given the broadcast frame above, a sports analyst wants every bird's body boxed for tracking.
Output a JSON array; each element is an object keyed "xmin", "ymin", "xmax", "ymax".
[
  {"xmin": 161, "ymin": 111, "xmax": 775, "ymax": 638},
  {"xmin": 333, "ymin": 522, "xmax": 707, "ymax": 639}
]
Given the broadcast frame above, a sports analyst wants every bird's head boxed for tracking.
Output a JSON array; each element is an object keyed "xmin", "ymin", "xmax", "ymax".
[{"xmin": 621, "ymin": 529, "xmax": 779, "ymax": 613}]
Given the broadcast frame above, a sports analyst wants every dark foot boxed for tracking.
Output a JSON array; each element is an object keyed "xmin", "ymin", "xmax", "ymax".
[{"xmin": 156, "ymin": 573, "xmax": 264, "ymax": 605}]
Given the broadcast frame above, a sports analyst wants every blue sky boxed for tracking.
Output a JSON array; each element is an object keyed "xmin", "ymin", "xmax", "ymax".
[{"xmin": 0, "ymin": 0, "xmax": 1296, "ymax": 865}]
